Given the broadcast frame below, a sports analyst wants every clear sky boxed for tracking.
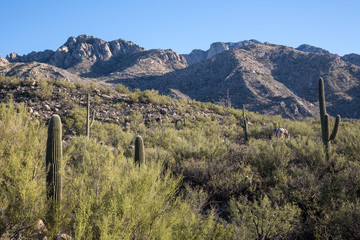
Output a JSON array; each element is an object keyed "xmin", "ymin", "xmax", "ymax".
[{"xmin": 1, "ymin": 0, "xmax": 360, "ymax": 57}]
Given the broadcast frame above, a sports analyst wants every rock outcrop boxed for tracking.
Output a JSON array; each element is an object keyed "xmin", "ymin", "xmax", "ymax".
[
  {"xmin": 6, "ymin": 35, "xmax": 145, "ymax": 69},
  {"xmin": 0, "ymin": 56, "xmax": 9, "ymax": 66},
  {"xmin": 271, "ymin": 128, "xmax": 291, "ymax": 139},
  {"xmin": 182, "ymin": 40, "xmax": 260, "ymax": 65}
]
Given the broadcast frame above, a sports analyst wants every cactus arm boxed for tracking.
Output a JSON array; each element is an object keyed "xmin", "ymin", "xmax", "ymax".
[
  {"xmin": 323, "ymin": 114, "xmax": 330, "ymax": 142},
  {"xmin": 90, "ymin": 110, "xmax": 95, "ymax": 128},
  {"xmin": 329, "ymin": 115, "xmax": 341, "ymax": 141}
]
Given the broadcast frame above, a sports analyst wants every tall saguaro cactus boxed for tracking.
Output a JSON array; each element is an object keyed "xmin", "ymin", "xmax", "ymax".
[
  {"xmin": 318, "ymin": 78, "xmax": 340, "ymax": 153},
  {"xmin": 46, "ymin": 114, "xmax": 63, "ymax": 225},
  {"xmin": 240, "ymin": 105, "xmax": 249, "ymax": 142},
  {"xmin": 86, "ymin": 93, "xmax": 95, "ymax": 138},
  {"xmin": 134, "ymin": 135, "xmax": 145, "ymax": 166}
]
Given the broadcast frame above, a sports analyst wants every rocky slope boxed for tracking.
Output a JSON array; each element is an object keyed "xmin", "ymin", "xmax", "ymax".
[{"xmin": 0, "ymin": 77, "xmax": 227, "ymax": 139}]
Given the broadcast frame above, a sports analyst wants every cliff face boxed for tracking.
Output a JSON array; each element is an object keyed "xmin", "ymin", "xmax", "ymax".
[{"xmin": 6, "ymin": 35, "xmax": 145, "ymax": 68}]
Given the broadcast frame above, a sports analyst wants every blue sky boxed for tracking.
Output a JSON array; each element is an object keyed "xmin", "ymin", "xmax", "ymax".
[{"xmin": 1, "ymin": 0, "xmax": 360, "ymax": 57}]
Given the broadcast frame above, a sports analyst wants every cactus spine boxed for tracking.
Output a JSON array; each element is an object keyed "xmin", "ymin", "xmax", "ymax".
[
  {"xmin": 46, "ymin": 114, "xmax": 63, "ymax": 225},
  {"xmin": 318, "ymin": 78, "xmax": 340, "ymax": 153},
  {"xmin": 240, "ymin": 105, "xmax": 249, "ymax": 142},
  {"xmin": 134, "ymin": 135, "xmax": 145, "ymax": 166},
  {"xmin": 86, "ymin": 93, "xmax": 95, "ymax": 138}
]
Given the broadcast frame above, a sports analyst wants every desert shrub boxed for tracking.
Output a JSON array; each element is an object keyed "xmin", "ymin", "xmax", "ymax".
[
  {"xmin": 115, "ymin": 83, "xmax": 131, "ymax": 94},
  {"xmin": 129, "ymin": 88, "xmax": 142, "ymax": 103},
  {"xmin": 129, "ymin": 109, "xmax": 146, "ymax": 134},
  {"xmin": 63, "ymin": 108, "xmax": 87, "ymax": 135},
  {"xmin": 32, "ymin": 79, "xmax": 54, "ymax": 100},
  {"xmin": 250, "ymin": 139, "xmax": 292, "ymax": 187},
  {"xmin": 286, "ymin": 136, "xmax": 325, "ymax": 171},
  {"xmin": 285, "ymin": 118, "xmax": 315, "ymax": 138},
  {"xmin": 0, "ymin": 102, "xmax": 47, "ymax": 238},
  {"xmin": 64, "ymin": 136, "xmax": 231, "ymax": 239},
  {"xmin": 98, "ymin": 85, "xmax": 114, "ymax": 95},
  {"xmin": 328, "ymin": 198, "xmax": 360, "ymax": 239},
  {"xmin": 0, "ymin": 76, "xmax": 22, "ymax": 89},
  {"xmin": 52, "ymin": 79, "xmax": 75, "ymax": 90},
  {"xmin": 335, "ymin": 121, "xmax": 360, "ymax": 162},
  {"xmin": 230, "ymin": 194, "xmax": 301, "ymax": 240}
]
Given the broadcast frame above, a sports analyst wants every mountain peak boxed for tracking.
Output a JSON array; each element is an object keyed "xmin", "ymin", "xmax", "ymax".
[
  {"xmin": 296, "ymin": 44, "xmax": 330, "ymax": 54},
  {"xmin": 6, "ymin": 35, "xmax": 145, "ymax": 70},
  {"xmin": 182, "ymin": 40, "xmax": 261, "ymax": 65}
]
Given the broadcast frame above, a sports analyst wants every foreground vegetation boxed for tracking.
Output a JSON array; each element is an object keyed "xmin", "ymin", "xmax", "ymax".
[{"xmin": 0, "ymin": 77, "xmax": 360, "ymax": 239}]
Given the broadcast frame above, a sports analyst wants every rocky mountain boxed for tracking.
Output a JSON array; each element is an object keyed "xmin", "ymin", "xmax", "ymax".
[
  {"xmin": 2, "ymin": 35, "xmax": 360, "ymax": 119},
  {"xmin": 119, "ymin": 43, "xmax": 360, "ymax": 119},
  {"xmin": 4, "ymin": 35, "xmax": 187, "ymax": 81},
  {"xmin": 6, "ymin": 35, "xmax": 145, "ymax": 70}
]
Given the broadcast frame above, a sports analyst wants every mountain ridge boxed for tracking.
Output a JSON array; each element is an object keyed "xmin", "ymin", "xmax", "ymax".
[{"xmin": 2, "ymin": 35, "xmax": 360, "ymax": 119}]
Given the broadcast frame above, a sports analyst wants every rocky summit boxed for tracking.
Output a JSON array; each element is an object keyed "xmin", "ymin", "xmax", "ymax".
[{"xmin": 1, "ymin": 35, "xmax": 360, "ymax": 119}]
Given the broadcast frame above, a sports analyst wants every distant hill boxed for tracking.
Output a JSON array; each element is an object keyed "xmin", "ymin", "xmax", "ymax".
[{"xmin": 2, "ymin": 35, "xmax": 360, "ymax": 119}]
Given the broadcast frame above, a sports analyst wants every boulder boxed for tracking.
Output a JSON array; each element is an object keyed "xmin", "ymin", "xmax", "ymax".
[{"xmin": 270, "ymin": 128, "xmax": 290, "ymax": 139}]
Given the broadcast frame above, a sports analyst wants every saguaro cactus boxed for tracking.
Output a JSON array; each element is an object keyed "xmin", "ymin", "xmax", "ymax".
[
  {"xmin": 226, "ymin": 88, "xmax": 231, "ymax": 108},
  {"xmin": 134, "ymin": 135, "xmax": 145, "ymax": 166},
  {"xmin": 86, "ymin": 93, "xmax": 95, "ymax": 138},
  {"xmin": 46, "ymin": 114, "xmax": 63, "ymax": 225},
  {"xmin": 240, "ymin": 105, "xmax": 249, "ymax": 142},
  {"xmin": 318, "ymin": 77, "xmax": 340, "ymax": 152}
]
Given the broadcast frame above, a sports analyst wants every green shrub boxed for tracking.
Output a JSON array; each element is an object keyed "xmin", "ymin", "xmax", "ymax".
[
  {"xmin": 115, "ymin": 84, "xmax": 131, "ymax": 94},
  {"xmin": 32, "ymin": 79, "xmax": 54, "ymax": 100},
  {"xmin": 230, "ymin": 194, "xmax": 300, "ymax": 240},
  {"xmin": 64, "ymin": 136, "xmax": 231, "ymax": 239},
  {"xmin": 0, "ymin": 102, "xmax": 47, "ymax": 238}
]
